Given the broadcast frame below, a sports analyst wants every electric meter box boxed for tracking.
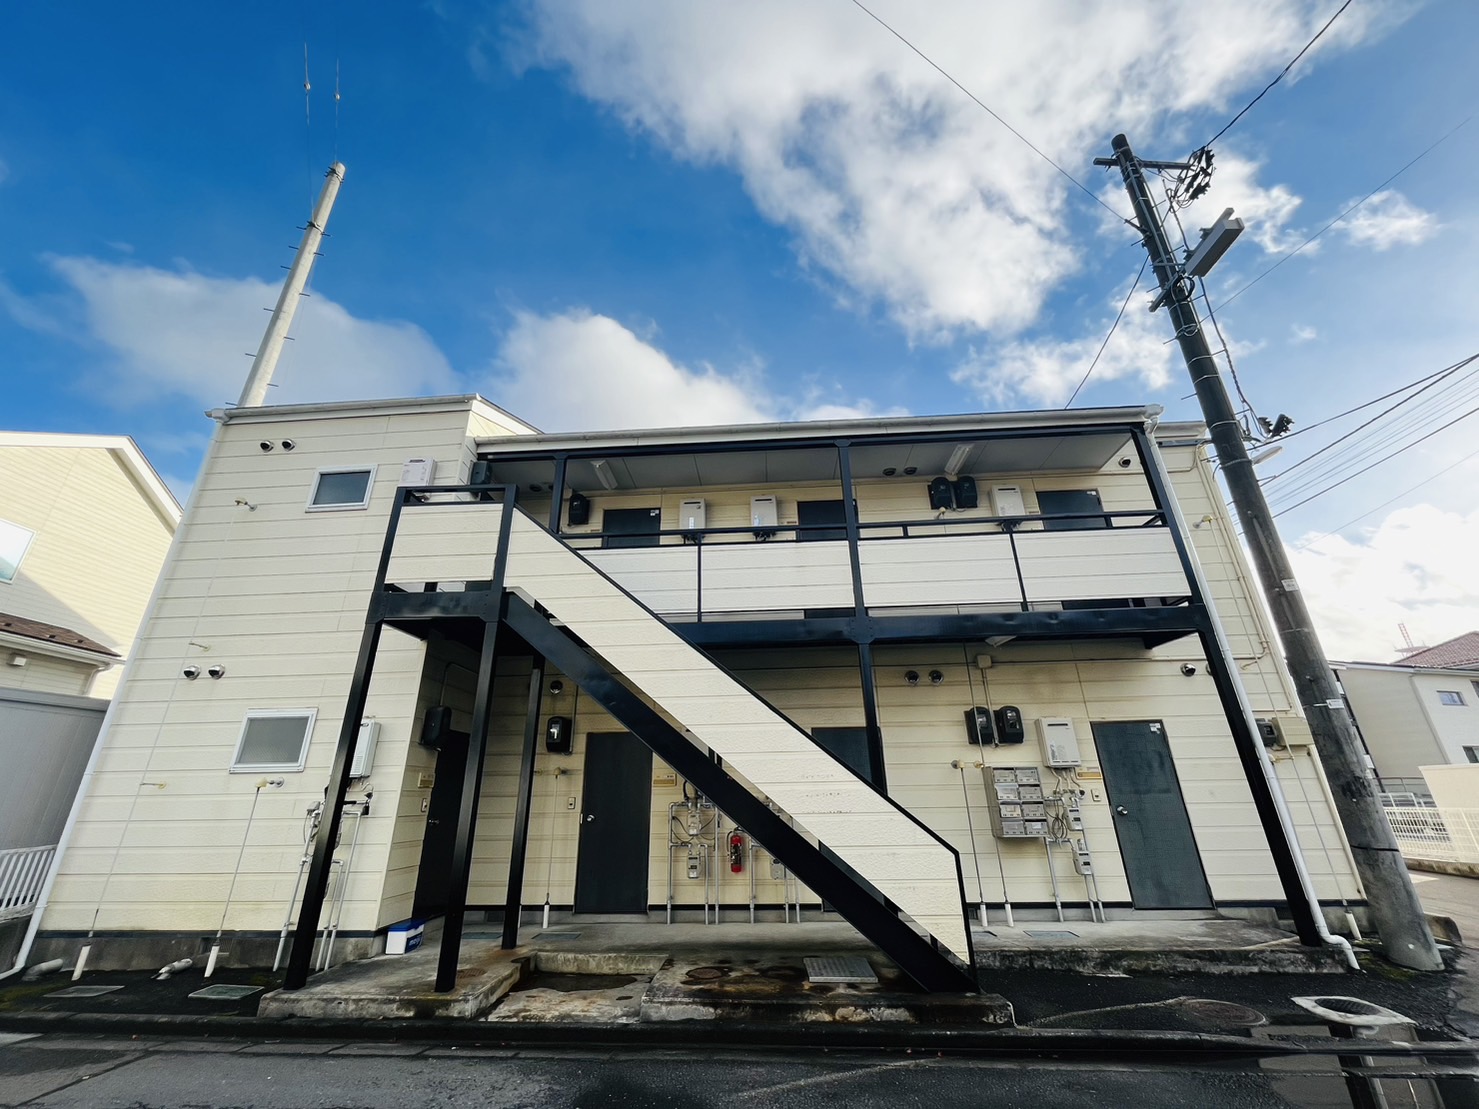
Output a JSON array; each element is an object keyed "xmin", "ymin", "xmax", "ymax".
[
  {"xmin": 351, "ymin": 719, "xmax": 380, "ymax": 778},
  {"xmin": 399, "ymin": 458, "xmax": 437, "ymax": 486},
  {"xmin": 545, "ymin": 716, "xmax": 573, "ymax": 755},
  {"xmin": 964, "ymin": 706, "xmax": 996, "ymax": 745},
  {"xmin": 679, "ymin": 499, "xmax": 707, "ymax": 533},
  {"xmin": 1037, "ymin": 717, "xmax": 1082, "ymax": 768},
  {"xmin": 750, "ymin": 496, "xmax": 779, "ymax": 529}
]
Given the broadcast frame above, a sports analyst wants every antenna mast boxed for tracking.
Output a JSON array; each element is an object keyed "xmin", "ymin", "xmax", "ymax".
[{"xmin": 237, "ymin": 162, "xmax": 346, "ymax": 408}]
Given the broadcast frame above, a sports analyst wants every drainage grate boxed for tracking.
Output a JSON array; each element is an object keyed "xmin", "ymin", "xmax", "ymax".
[
  {"xmin": 1023, "ymin": 930, "xmax": 1078, "ymax": 939},
  {"xmin": 804, "ymin": 956, "xmax": 878, "ymax": 984},
  {"xmin": 188, "ymin": 984, "xmax": 263, "ymax": 1001},
  {"xmin": 45, "ymin": 985, "xmax": 124, "ymax": 999},
  {"xmin": 534, "ymin": 931, "xmax": 581, "ymax": 941}
]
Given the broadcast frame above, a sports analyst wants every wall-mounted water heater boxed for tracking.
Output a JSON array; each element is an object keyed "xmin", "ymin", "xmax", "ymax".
[
  {"xmin": 351, "ymin": 719, "xmax": 380, "ymax": 777},
  {"xmin": 1036, "ymin": 717, "xmax": 1082, "ymax": 768}
]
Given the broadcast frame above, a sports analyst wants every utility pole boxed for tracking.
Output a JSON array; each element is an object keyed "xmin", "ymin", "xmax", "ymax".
[
  {"xmin": 237, "ymin": 162, "xmax": 346, "ymax": 409},
  {"xmin": 1097, "ymin": 133, "xmax": 1441, "ymax": 972}
]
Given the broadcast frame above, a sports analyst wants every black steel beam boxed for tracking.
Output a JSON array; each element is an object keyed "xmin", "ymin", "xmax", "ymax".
[
  {"xmin": 377, "ymin": 590, "xmax": 503, "ymax": 623},
  {"xmin": 503, "ymin": 594, "xmax": 979, "ymax": 994},
  {"xmin": 502, "ymin": 653, "xmax": 545, "ymax": 949}
]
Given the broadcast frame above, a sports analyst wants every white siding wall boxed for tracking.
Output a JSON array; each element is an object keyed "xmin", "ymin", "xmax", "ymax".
[
  {"xmin": 40, "ymin": 405, "xmax": 485, "ymax": 937},
  {"xmin": 1338, "ymin": 668, "xmax": 1441, "ymax": 782},
  {"xmin": 0, "ymin": 444, "xmax": 175, "ymax": 696},
  {"xmin": 1, "ymin": 653, "xmax": 100, "ymax": 697}
]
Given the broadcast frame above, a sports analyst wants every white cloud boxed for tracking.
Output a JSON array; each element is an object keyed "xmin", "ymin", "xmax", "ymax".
[
  {"xmin": 1337, "ymin": 189, "xmax": 1437, "ymax": 251},
  {"xmin": 513, "ymin": 0, "xmax": 1394, "ymax": 342},
  {"xmin": 1290, "ymin": 324, "xmax": 1317, "ymax": 344},
  {"xmin": 1289, "ymin": 503, "xmax": 1479, "ymax": 661},
  {"xmin": 490, "ymin": 308, "xmax": 774, "ymax": 431},
  {"xmin": 951, "ymin": 270, "xmax": 1175, "ymax": 405},
  {"xmin": 46, "ymin": 256, "xmax": 458, "ymax": 407}
]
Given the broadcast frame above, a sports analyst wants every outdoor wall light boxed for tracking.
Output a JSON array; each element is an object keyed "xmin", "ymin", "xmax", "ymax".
[
  {"xmin": 548, "ymin": 679, "xmax": 565, "ymax": 695},
  {"xmin": 928, "ymin": 669, "xmax": 945, "ymax": 685},
  {"xmin": 280, "ymin": 440, "xmax": 296, "ymax": 451},
  {"xmin": 1180, "ymin": 663, "xmax": 1198, "ymax": 676},
  {"xmin": 903, "ymin": 466, "xmax": 917, "ymax": 475},
  {"xmin": 259, "ymin": 441, "xmax": 274, "ymax": 452},
  {"xmin": 904, "ymin": 670, "xmax": 920, "ymax": 686},
  {"xmin": 182, "ymin": 666, "xmax": 201, "ymax": 680},
  {"xmin": 207, "ymin": 665, "xmax": 226, "ymax": 679},
  {"xmin": 882, "ymin": 467, "xmax": 897, "ymax": 477}
]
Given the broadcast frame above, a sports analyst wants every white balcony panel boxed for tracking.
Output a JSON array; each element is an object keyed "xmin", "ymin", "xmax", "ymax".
[
  {"xmin": 585, "ymin": 547, "xmax": 698, "ymax": 616},
  {"xmin": 1016, "ymin": 528, "xmax": 1186, "ymax": 602},
  {"xmin": 859, "ymin": 534, "xmax": 1019, "ymax": 608},
  {"xmin": 699, "ymin": 542, "xmax": 854, "ymax": 614},
  {"xmin": 384, "ymin": 501, "xmax": 504, "ymax": 585}
]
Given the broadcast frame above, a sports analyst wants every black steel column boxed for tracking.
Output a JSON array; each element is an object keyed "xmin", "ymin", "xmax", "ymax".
[
  {"xmin": 549, "ymin": 455, "xmax": 567, "ymax": 533},
  {"xmin": 284, "ymin": 620, "xmax": 383, "ymax": 989},
  {"xmin": 435, "ymin": 493, "xmax": 516, "ymax": 992},
  {"xmin": 837, "ymin": 440, "xmax": 887, "ymax": 792},
  {"xmin": 501, "ymin": 653, "xmax": 545, "ymax": 949},
  {"xmin": 1132, "ymin": 428, "xmax": 1321, "ymax": 946}
]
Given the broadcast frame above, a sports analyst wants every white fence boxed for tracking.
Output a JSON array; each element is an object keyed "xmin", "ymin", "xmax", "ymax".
[
  {"xmin": 1383, "ymin": 807, "xmax": 1479, "ymax": 866},
  {"xmin": 0, "ymin": 844, "xmax": 56, "ymax": 922}
]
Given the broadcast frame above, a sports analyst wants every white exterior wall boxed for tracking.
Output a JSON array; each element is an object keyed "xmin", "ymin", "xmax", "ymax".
[
  {"xmin": 0, "ymin": 442, "xmax": 176, "ymax": 698},
  {"xmin": 1410, "ymin": 672, "xmax": 1479, "ymax": 765},
  {"xmin": 39, "ymin": 401, "xmax": 498, "ymax": 938}
]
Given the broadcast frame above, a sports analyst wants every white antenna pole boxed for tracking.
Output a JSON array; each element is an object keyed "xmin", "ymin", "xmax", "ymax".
[{"xmin": 237, "ymin": 162, "xmax": 346, "ymax": 408}]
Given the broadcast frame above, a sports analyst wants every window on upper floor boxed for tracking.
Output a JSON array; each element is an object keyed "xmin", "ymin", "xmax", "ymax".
[
  {"xmin": 307, "ymin": 466, "xmax": 376, "ymax": 511},
  {"xmin": 1465, "ymin": 746, "xmax": 1479, "ymax": 764},
  {"xmin": 0, "ymin": 518, "xmax": 35, "ymax": 583},
  {"xmin": 231, "ymin": 709, "xmax": 317, "ymax": 772},
  {"xmin": 1437, "ymin": 690, "xmax": 1466, "ymax": 706}
]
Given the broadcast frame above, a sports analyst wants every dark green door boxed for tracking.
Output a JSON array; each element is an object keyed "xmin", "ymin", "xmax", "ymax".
[
  {"xmin": 574, "ymin": 732, "xmax": 653, "ymax": 913},
  {"xmin": 1037, "ymin": 489, "xmax": 1107, "ymax": 530},
  {"xmin": 602, "ymin": 507, "xmax": 662, "ymax": 548},
  {"xmin": 413, "ymin": 728, "xmax": 469, "ymax": 917},
  {"xmin": 1091, "ymin": 720, "xmax": 1213, "ymax": 909}
]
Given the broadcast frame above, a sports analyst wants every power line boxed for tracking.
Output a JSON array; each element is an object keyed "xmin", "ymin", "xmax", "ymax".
[
  {"xmin": 1201, "ymin": 0, "xmax": 1353, "ymax": 150},
  {"xmin": 1264, "ymin": 352, "xmax": 1479, "ymax": 484},
  {"xmin": 1293, "ymin": 445, "xmax": 1479, "ymax": 550},
  {"xmin": 1273, "ymin": 360, "xmax": 1470, "ymax": 446},
  {"xmin": 1214, "ymin": 117, "xmax": 1470, "ymax": 313},
  {"xmin": 848, "ymin": 0, "xmax": 1131, "ymax": 225},
  {"xmin": 1271, "ymin": 400, "xmax": 1479, "ymax": 518},
  {"xmin": 1064, "ymin": 257, "xmax": 1149, "ymax": 408}
]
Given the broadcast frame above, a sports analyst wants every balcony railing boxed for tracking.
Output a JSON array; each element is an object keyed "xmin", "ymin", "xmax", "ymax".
[
  {"xmin": 0, "ymin": 844, "xmax": 56, "ymax": 923},
  {"xmin": 572, "ymin": 510, "xmax": 1188, "ymax": 620}
]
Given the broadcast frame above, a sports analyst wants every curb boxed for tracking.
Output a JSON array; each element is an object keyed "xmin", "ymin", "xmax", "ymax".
[{"xmin": 1, "ymin": 1009, "xmax": 1475, "ymax": 1061}]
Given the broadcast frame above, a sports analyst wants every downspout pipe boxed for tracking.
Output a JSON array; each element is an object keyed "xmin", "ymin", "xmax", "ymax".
[{"xmin": 1143, "ymin": 433, "xmax": 1360, "ymax": 972}]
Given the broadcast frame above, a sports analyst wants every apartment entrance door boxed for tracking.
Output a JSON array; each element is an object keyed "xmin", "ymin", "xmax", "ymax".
[
  {"xmin": 413, "ymin": 728, "xmax": 469, "ymax": 917},
  {"xmin": 573, "ymin": 732, "xmax": 653, "ymax": 913},
  {"xmin": 1092, "ymin": 720, "xmax": 1213, "ymax": 909}
]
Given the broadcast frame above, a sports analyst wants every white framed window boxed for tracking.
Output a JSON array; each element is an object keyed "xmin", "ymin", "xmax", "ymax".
[
  {"xmin": 306, "ymin": 465, "xmax": 377, "ymax": 511},
  {"xmin": 1437, "ymin": 690, "xmax": 1466, "ymax": 706},
  {"xmin": 231, "ymin": 709, "xmax": 317, "ymax": 772},
  {"xmin": 0, "ymin": 518, "xmax": 36, "ymax": 583}
]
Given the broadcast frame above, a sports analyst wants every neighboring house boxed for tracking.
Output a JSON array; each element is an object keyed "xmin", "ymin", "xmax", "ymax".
[
  {"xmin": 0, "ymin": 432, "xmax": 181, "ymax": 699},
  {"xmin": 1395, "ymin": 631, "xmax": 1479, "ymax": 671},
  {"xmin": 1335, "ymin": 658, "xmax": 1479, "ymax": 789},
  {"xmin": 0, "ymin": 433, "xmax": 179, "ymax": 961},
  {"xmin": 28, "ymin": 397, "xmax": 1361, "ymax": 990}
]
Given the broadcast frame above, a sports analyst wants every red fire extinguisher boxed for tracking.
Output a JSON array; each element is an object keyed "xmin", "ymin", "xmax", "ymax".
[{"xmin": 729, "ymin": 830, "xmax": 744, "ymax": 873}]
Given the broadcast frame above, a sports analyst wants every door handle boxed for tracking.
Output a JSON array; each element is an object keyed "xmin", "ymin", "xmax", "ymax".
[
  {"xmin": 426, "ymin": 819, "xmax": 439, "ymax": 827},
  {"xmin": 584, "ymin": 814, "xmax": 595, "ymax": 822},
  {"xmin": 1115, "ymin": 805, "xmax": 1129, "ymax": 815}
]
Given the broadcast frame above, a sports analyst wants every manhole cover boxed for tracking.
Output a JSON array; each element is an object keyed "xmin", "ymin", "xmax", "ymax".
[
  {"xmin": 45, "ymin": 985, "xmax": 124, "ymax": 999},
  {"xmin": 804, "ymin": 956, "xmax": 877, "ymax": 984},
  {"xmin": 1180, "ymin": 999, "xmax": 1267, "ymax": 1027},
  {"xmin": 188, "ymin": 984, "xmax": 263, "ymax": 1001},
  {"xmin": 686, "ymin": 966, "xmax": 731, "ymax": 981},
  {"xmin": 534, "ymin": 931, "xmax": 581, "ymax": 941},
  {"xmin": 1023, "ymin": 930, "xmax": 1078, "ymax": 939}
]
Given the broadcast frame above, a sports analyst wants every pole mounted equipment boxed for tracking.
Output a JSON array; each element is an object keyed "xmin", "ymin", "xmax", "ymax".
[{"xmin": 1096, "ymin": 133, "xmax": 1441, "ymax": 972}]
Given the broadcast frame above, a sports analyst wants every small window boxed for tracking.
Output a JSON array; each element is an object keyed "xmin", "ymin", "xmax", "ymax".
[
  {"xmin": 231, "ymin": 710, "xmax": 317, "ymax": 772},
  {"xmin": 307, "ymin": 466, "xmax": 376, "ymax": 511},
  {"xmin": 0, "ymin": 518, "xmax": 36, "ymax": 583},
  {"xmin": 1437, "ymin": 690, "xmax": 1466, "ymax": 706},
  {"xmin": 1465, "ymin": 746, "xmax": 1479, "ymax": 764}
]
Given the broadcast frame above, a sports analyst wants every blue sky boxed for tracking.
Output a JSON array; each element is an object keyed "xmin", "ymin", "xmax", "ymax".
[{"xmin": 2, "ymin": 1, "xmax": 1476, "ymax": 659}]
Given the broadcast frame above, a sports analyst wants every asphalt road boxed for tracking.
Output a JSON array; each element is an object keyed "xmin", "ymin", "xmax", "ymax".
[
  {"xmin": 2, "ymin": 1033, "xmax": 1476, "ymax": 1109},
  {"xmin": 1412, "ymin": 871, "xmax": 1479, "ymax": 947}
]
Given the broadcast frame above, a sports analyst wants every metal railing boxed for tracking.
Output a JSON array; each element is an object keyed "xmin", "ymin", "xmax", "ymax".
[
  {"xmin": 0, "ymin": 844, "xmax": 57, "ymax": 922},
  {"xmin": 1383, "ymin": 806, "xmax": 1479, "ymax": 866}
]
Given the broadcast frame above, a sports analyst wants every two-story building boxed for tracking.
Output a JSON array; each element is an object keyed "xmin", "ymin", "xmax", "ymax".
[{"xmin": 25, "ymin": 396, "xmax": 1361, "ymax": 993}]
